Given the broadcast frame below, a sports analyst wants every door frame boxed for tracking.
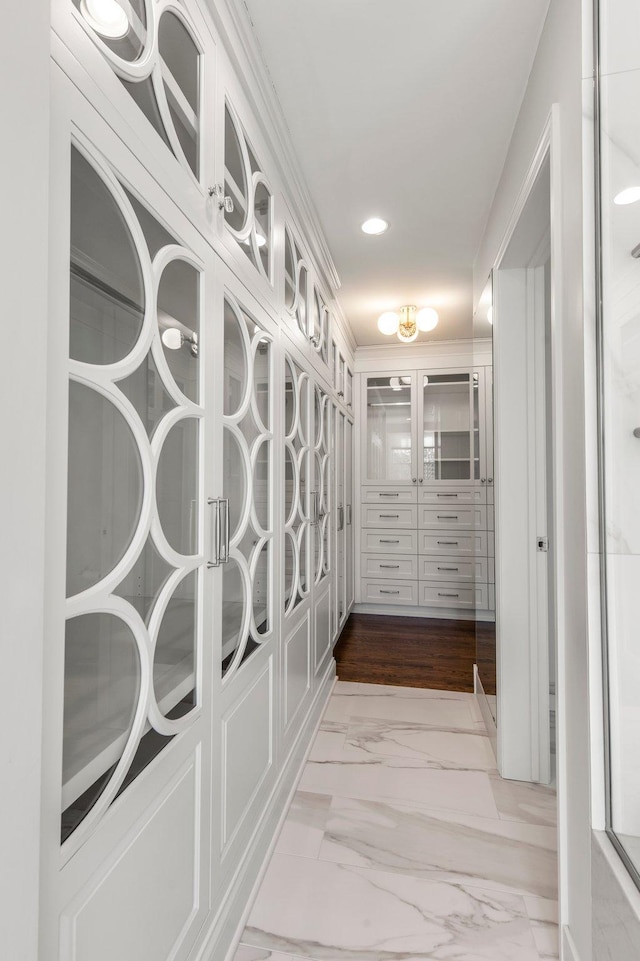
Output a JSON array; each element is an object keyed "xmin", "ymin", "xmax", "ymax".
[{"xmin": 491, "ymin": 104, "xmax": 568, "ymax": 932}]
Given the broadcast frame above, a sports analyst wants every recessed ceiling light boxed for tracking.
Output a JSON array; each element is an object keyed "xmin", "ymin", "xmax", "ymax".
[
  {"xmin": 362, "ymin": 217, "xmax": 389, "ymax": 235},
  {"xmin": 80, "ymin": 0, "xmax": 129, "ymax": 38},
  {"xmin": 614, "ymin": 186, "xmax": 640, "ymax": 205}
]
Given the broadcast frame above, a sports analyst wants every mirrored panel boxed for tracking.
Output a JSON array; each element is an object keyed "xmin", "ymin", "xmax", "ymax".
[{"xmin": 422, "ymin": 373, "xmax": 472, "ymax": 481}]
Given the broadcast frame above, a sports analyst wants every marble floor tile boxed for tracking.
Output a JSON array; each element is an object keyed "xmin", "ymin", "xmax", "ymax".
[
  {"xmin": 233, "ymin": 945, "xmax": 312, "ymax": 961},
  {"xmin": 316, "ymin": 795, "xmax": 558, "ymax": 900},
  {"xmin": 490, "ymin": 775, "xmax": 557, "ymax": 827},
  {"xmin": 299, "ymin": 755, "xmax": 499, "ymax": 818},
  {"xmin": 344, "ymin": 717, "xmax": 498, "ymax": 770},
  {"xmin": 333, "ymin": 680, "xmax": 474, "ymax": 700},
  {"xmin": 275, "ymin": 792, "xmax": 332, "ymax": 859},
  {"xmin": 243, "ymin": 853, "xmax": 540, "ymax": 960},
  {"xmin": 323, "ymin": 689, "xmax": 479, "ymax": 729}
]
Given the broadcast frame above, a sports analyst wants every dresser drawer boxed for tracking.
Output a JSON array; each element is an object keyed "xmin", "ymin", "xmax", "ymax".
[
  {"xmin": 419, "ymin": 505, "xmax": 487, "ymax": 530},
  {"xmin": 362, "ymin": 554, "xmax": 418, "ymax": 579},
  {"xmin": 362, "ymin": 487, "xmax": 417, "ymax": 504},
  {"xmin": 362, "ymin": 579, "xmax": 419, "ymax": 605},
  {"xmin": 419, "ymin": 581, "xmax": 477, "ymax": 610},
  {"xmin": 418, "ymin": 555, "xmax": 487, "ymax": 583},
  {"xmin": 419, "ymin": 530, "xmax": 487, "ymax": 557},
  {"xmin": 362, "ymin": 505, "xmax": 417, "ymax": 529},
  {"xmin": 418, "ymin": 487, "xmax": 486, "ymax": 506},
  {"xmin": 362, "ymin": 529, "xmax": 418, "ymax": 554}
]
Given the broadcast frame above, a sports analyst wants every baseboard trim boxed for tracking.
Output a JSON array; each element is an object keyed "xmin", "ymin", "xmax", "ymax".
[
  {"xmin": 562, "ymin": 924, "xmax": 582, "ymax": 961},
  {"xmin": 353, "ymin": 603, "xmax": 494, "ymax": 622},
  {"xmin": 474, "ymin": 664, "xmax": 498, "ymax": 762},
  {"xmin": 192, "ymin": 659, "xmax": 337, "ymax": 961}
]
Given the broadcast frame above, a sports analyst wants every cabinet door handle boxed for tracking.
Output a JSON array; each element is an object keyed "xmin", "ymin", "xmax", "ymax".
[
  {"xmin": 219, "ymin": 498, "xmax": 230, "ymax": 564},
  {"xmin": 380, "ymin": 589, "xmax": 400, "ymax": 595},
  {"xmin": 380, "ymin": 539, "xmax": 400, "ymax": 543},
  {"xmin": 338, "ymin": 506, "xmax": 344, "ymax": 531},
  {"xmin": 346, "ymin": 505, "xmax": 352, "ymax": 525},
  {"xmin": 207, "ymin": 497, "xmax": 221, "ymax": 568},
  {"xmin": 379, "ymin": 513, "xmax": 400, "ymax": 518},
  {"xmin": 412, "ymin": 478, "xmax": 417, "ymax": 484},
  {"xmin": 437, "ymin": 566, "xmax": 459, "ymax": 572},
  {"xmin": 437, "ymin": 540, "xmax": 459, "ymax": 545},
  {"xmin": 438, "ymin": 592, "xmax": 459, "ymax": 598},
  {"xmin": 437, "ymin": 493, "xmax": 458, "ymax": 498},
  {"xmin": 380, "ymin": 564, "xmax": 400, "ymax": 569},
  {"xmin": 437, "ymin": 515, "xmax": 459, "ymax": 520},
  {"xmin": 379, "ymin": 492, "xmax": 399, "ymax": 497},
  {"xmin": 418, "ymin": 478, "xmax": 423, "ymax": 484}
]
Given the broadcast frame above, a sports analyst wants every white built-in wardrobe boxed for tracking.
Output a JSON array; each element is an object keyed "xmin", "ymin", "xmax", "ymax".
[{"xmin": 41, "ymin": 2, "xmax": 354, "ymax": 958}]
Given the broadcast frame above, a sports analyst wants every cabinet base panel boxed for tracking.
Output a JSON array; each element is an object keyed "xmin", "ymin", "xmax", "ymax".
[{"xmin": 353, "ymin": 603, "xmax": 495, "ymax": 622}]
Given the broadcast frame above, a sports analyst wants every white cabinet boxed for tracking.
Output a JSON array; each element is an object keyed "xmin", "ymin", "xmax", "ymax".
[{"xmin": 358, "ymin": 365, "xmax": 493, "ymax": 615}]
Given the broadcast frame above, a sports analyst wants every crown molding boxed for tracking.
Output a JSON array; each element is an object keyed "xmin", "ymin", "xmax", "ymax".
[
  {"xmin": 354, "ymin": 338, "xmax": 492, "ymax": 372},
  {"xmin": 205, "ymin": 0, "xmax": 342, "ymax": 297}
]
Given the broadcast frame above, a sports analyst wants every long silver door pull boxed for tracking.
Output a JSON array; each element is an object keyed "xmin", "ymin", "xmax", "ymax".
[
  {"xmin": 437, "ymin": 540, "xmax": 459, "ymax": 545},
  {"xmin": 438, "ymin": 592, "xmax": 459, "ymax": 598},
  {"xmin": 379, "ymin": 492, "xmax": 399, "ymax": 497},
  {"xmin": 380, "ymin": 539, "xmax": 400, "ymax": 543},
  {"xmin": 438, "ymin": 566, "xmax": 459, "ymax": 572},
  {"xmin": 219, "ymin": 498, "xmax": 230, "ymax": 564},
  {"xmin": 437, "ymin": 515, "xmax": 459, "ymax": 520},
  {"xmin": 380, "ymin": 564, "xmax": 400, "ymax": 569},
  {"xmin": 207, "ymin": 497, "xmax": 220, "ymax": 568},
  {"xmin": 346, "ymin": 505, "xmax": 352, "ymax": 525},
  {"xmin": 437, "ymin": 493, "xmax": 459, "ymax": 497},
  {"xmin": 379, "ymin": 513, "xmax": 400, "ymax": 518}
]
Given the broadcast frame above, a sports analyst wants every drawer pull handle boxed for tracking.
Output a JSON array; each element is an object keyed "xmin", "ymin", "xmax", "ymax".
[
  {"xmin": 437, "ymin": 540, "xmax": 459, "ymax": 545},
  {"xmin": 437, "ymin": 493, "xmax": 458, "ymax": 498},
  {"xmin": 437, "ymin": 515, "xmax": 459, "ymax": 520},
  {"xmin": 437, "ymin": 566, "xmax": 459, "ymax": 572},
  {"xmin": 379, "ymin": 513, "xmax": 400, "ymax": 518},
  {"xmin": 380, "ymin": 539, "xmax": 400, "ymax": 543},
  {"xmin": 380, "ymin": 589, "xmax": 400, "ymax": 595},
  {"xmin": 438, "ymin": 592, "xmax": 459, "ymax": 598},
  {"xmin": 380, "ymin": 564, "xmax": 400, "ymax": 569},
  {"xmin": 379, "ymin": 493, "xmax": 399, "ymax": 497}
]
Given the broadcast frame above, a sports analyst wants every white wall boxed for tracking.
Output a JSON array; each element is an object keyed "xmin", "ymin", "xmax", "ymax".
[
  {"xmin": 0, "ymin": 3, "xmax": 50, "ymax": 958},
  {"xmin": 473, "ymin": 0, "xmax": 592, "ymax": 958}
]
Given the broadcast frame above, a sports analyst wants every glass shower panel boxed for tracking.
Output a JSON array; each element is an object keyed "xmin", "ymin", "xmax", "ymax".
[
  {"xmin": 365, "ymin": 375, "xmax": 413, "ymax": 482},
  {"xmin": 598, "ymin": 22, "xmax": 640, "ymax": 887}
]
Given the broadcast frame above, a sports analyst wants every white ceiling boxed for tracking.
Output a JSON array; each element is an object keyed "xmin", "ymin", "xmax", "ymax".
[{"xmin": 242, "ymin": 0, "xmax": 550, "ymax": 346}]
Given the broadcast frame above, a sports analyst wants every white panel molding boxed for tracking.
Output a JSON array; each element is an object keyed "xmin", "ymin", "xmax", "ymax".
[
  {"xmin": 354, "ymin": 339, "xmax": 491, "ymax": 372},
  {"xmin": 284, "ymin": 613, "xmax": 311, "ymax": 732},
  {"xmin": 193, "ymin": 660, "xmax": 336, "ymax": 961}
]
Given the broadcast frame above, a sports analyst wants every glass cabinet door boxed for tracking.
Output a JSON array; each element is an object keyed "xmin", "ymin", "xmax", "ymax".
[
  {"xmin": 363, "ymin": 373, "xmax": 416, "ymax": 484},
  {"xmin": 420, "ymin": 370, "xmax": 477, "ymax": 483}
]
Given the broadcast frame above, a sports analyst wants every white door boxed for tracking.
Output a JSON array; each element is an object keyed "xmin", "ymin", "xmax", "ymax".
[{"xmin": 42, "ymin": 73, "xmax": 216, "ymax": 961}]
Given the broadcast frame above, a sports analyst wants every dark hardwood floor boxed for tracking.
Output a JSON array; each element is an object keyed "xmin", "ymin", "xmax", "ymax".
[{"xmin": 334, "ymin": 613, "xmax": 478, "ymax": 692}]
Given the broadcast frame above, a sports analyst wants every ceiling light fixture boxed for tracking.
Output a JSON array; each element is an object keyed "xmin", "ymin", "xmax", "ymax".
[
  {"xmin": 614, "ymin": 186, "xmax": 640, "ymax": 206},
  {"xmin": 161, "ymin": 326, "xmax": 199, "ymax": 357},
  {"xmin": 80, "ymin": 0, "xmax": 129, "ymax": 38},
  {"xmin": 361, "ymin": 217, "xmax": 389, "ymax": 235},
  {"xmin": 377, "ymin": 305, "xmax": 439, "ymax": 343}
]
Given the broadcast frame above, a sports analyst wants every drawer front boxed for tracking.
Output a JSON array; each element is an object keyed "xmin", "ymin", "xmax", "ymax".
[
  {"xmin": 362, "ymin": 554, "xmax": 418, "ymax": 579},
  {"xmin": 418, "ymin": 555, "xmax": 487, "ymax": 583},
  {"xmin": 420, "ymin": 581, "xmax": 476, "ymax": 609},
  {"xmin": 419, "ymin": 505, "xmax": 487, "ymax": 530},
  {"xmin": 362, "ymin": 579, "xmax": 419, "ymax": 605},
  {"xmin": 419, "ymin": 530, "xmax": 487, "ymax": 557},
  {"xmin": 362, "ymin": 529, "xmax": 418, "ymax": 554},
  {"xmin": 362, "ymin": 487, "xmax": 418, "ymax": 505},
  {"xmin": 488, "ymin": 532, "xmax": 494, "ymax": 557},
  {"xmin": 363, "ymin": 505, "xmax": 417, "ymax": 529},
  {"xmin": 418, "ymin": 488, "xmax": 486, "ymax": 506}
]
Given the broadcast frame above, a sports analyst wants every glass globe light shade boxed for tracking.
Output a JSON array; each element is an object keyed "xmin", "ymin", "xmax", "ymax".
[
  {"xmin": 416, "ymin": 307, "xmax": 439, "ymax": 332},
  {"xmin": 377, "ymin": 311, "xmax": 399, "ymax": 336},
  {"xmin": 162, "ymin": 327, "xmax": 183, "ymax": 350},
  {"xmin": 397, "ymin": 325, "xmax": 419, "ymax": 343},
  {"xmin": 80, "ymin": 0, "xmax": 129, "ymax": 38}
]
